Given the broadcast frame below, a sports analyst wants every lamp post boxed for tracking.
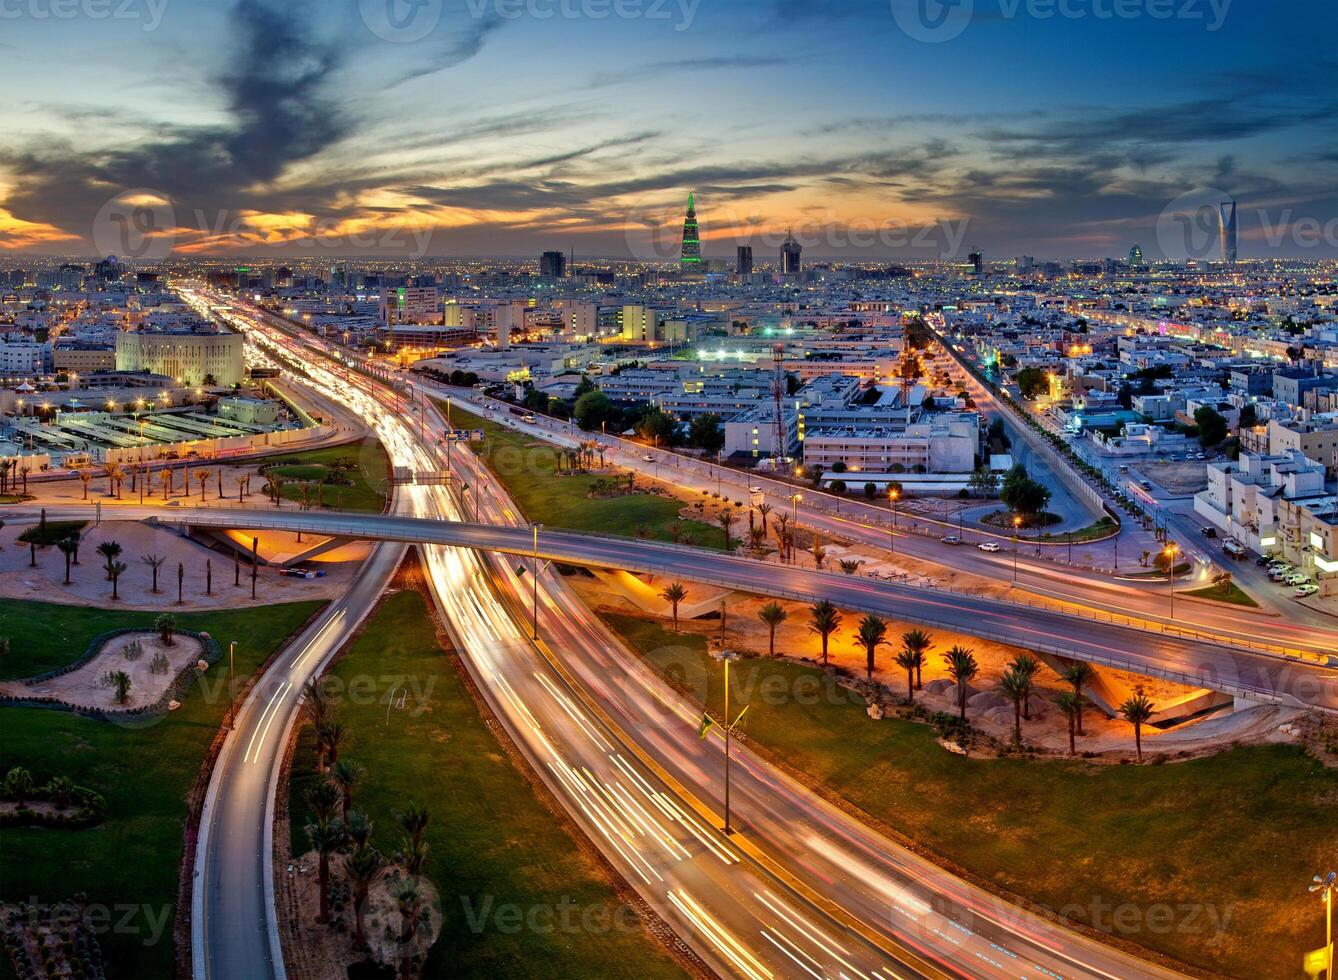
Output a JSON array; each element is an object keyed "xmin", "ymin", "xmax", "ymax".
[
  {"xmin": 225, "ymin": 641, "xmax": 236, "ymax": 730},
  {"xmin": 790, "ymin": 492, "xmax": 802, "ymax": 523},
  {"xmin": 888, "ymin": 487, "xmax": 900, "ymax": 555},
  {"xmin": 1311, "ymin": 871, "xmax": 1336, "ymax": 980},
  {"xmin": 1163, "ymin": 542, "xmax": 1180, "ymax": 617},
  {"xmin": 531, "ymin": 523, "xmax": 541, "ymax": 640},
  {"xmin": 1013, "ymin": 514, "xmax": 1023, "ymax": 583}
]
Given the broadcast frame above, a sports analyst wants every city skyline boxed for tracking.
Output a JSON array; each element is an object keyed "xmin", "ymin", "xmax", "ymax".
[{"xmin": 0, "ymin": 0, "xmax": 1333, "ymax": 260}]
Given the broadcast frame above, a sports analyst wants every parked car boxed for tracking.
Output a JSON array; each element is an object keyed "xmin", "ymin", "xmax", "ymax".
[
  {"xmin": 941, "ymin": 535, "xmax": 961, "ymax": 545},
  {"xmin": 1295, "ymin": 583, "xmax": 1320, "ymax": 597},
  {"xmin": 280, "ymin": 567, "xmax": 327, "ymax": 580},
  {"xmin": 1283, "ymin": 572, "xmax": 1309, "ymax": 586},
  {"xmin": 1201, "ymin": 526, "xmax": 1218, "ymax": 538},
  {"xmin": 1268, "ymin": 568, "xmax": 1290, "ymax": 581},
  {"xmin": 978, "ymin": 541, "xmax": 1001, "ymax": 553},
  {"xmin": 1255, "ymin": 556, "xmax": 1271, "ymax": 566}
]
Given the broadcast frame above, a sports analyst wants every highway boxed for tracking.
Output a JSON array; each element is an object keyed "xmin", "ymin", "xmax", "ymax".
[
  {"xmin": 424, "ymin": 384, "xmax": 1338, "ymax": 658},
  {"xmin": 170, "ymin": 287, "xmax": 1211, "ymax": 979}
]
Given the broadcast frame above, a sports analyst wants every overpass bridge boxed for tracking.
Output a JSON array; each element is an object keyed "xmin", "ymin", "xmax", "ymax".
[{"xmin": 129, "ymin": 506, "xmax": 1338, "ymax": 715}]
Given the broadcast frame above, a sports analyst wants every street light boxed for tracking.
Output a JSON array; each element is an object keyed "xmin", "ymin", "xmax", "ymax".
[
  {"xmin": 225, "ymin": 641, "xmax": 236, "ymax": 731},
  {"xmin": 1310, "ymin": 872, "xmax": 1336, "ymax": 980},
  {"xmin": 790, "ymin": 492, "xmax": 802, "ymax": 522},
  {"xmin": 1163, "ymin": 542, "xmax": 1181, "ymax": 617},
  {"xmin": 888, "ymin": 486, "xmax": 900, "ymax": 555},
  {"xmin": 1012, "ymin": 514, "xmax": 1023, "ymax": 583}
]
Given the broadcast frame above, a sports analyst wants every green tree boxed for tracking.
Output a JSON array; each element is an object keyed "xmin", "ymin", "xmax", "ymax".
[
  {"xmin": 1061, "ymin": 661, "xmax": 1097, "ymax": 736},
  {"xmin": 1007, "ymin": 653, "xmax": 1040, "ymax": 719},
  {"xmin": 1053, "ymin": 691, "xmax": 1085, "ymax": 756},
  {"xmin": 968, "ymin": 467, "xmax": 1000, "ymax": 498},
  {"xmin": 942, "ymin": 646, "xmax": 979, "ymax": 722},
  {"xmin": 1119, "ymin": 691, "xmax": 1156, "ymax": 763},
  {"xmin": 688, "ymin": 413, "xmax": 725, "ymax": 455},
  {"xmin": 111, "ymin": 669, "xmax": 132, "ymax": 704},
  {"xmin": 344, "ymin": 845, "xmax": 386, "ymax": 949},
  {"xmin": 855, "ymin": 614, "xmax": 888, "ymax": 680},
  {"xmin": 659, "ymin": 582, "xmax": 688, "ymax": 631},
  {"xmin": 141, "ymin": 554, "xmax": 166, "ymax": 593},
  {"xmin": 901, "ymin": 629, "xmax": 932, "ymax": 689},
  {"xmin": 305, "ymin": 818, "xmax": 346, "ymax": 924},
  {"xmin": 109, "ymin": 560, "xmax": 127, "ymax": 601},
  {"xmin": 96, "ymin": 540, "xmax": 123, "ymax": 581},
  {"xmin": 757, "ymin": 601, "xmax": 787, "ymax": 656},
  {"xmin": 396, "ymin": 801, "xmax": 431, "ymax": 875},
  {"xmin": 635, "ymin": 407, "xmax": 677, "ymax": 445},
  {"xmin": 1194, "ymin": 405, "xmax": 1228, "ymax": 447},
  {"xmin": 573, "ymin": 390, "xmax": 615, "ymax": 431},
  {"xmin": 331, "ymin": 759, "xmax": 364, "ymax": 818},
  {"xmin": 155, "ymin": 613, "xmax": 176, "ymax": 646},
  {"xmin": 998, "ymin": 666, "xmax": 1035, "ymax": 748},
  {"xmin": 1014, "ymin": 366, "xmax": 1050, "ymax": 399},
  {"xmin": 57, "ymin": 536, "xmax": 78, "ymax": 585},
  {"xmin": 807, "ymin": 600, "xmax": 842, "ymax": 666}
]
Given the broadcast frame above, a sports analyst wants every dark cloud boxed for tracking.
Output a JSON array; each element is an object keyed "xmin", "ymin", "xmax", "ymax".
[
  {"xmin": 1, "ymin": 0, "xmax": 347, "ymax": 238},
  {"xmin": 383, "ymin": 13, "xmax": 506, "ymax": 88}
]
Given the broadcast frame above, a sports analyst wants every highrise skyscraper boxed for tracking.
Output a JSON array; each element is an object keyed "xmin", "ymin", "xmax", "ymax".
[
  {"xmin": 969, "ymin": 250, "xmax": 984, "ymax": 276},
  {"xmin": 780, "ymin": 231, "xmax": 802, "ymax": 275},
  {"xmin": 1128, "ymin": 244, "xmax": 1143, "ymax": 266},
  {"xmin": 540, "ymin": 250, "xmax": 566, "ymax": 277},
  {"xmin": 1219, "ymin": 202, "xmax": 1237, "ymax": 263},
  {"xmin": 736, "ymin": 245, "xmax": 754, "ymax": 276},
  {"xmin": 680, "ymin": 192, "xmax": 701, "ymax": 269}
]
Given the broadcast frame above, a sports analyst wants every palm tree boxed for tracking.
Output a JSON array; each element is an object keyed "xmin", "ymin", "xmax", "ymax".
[
  {"xmin": 659, "ymin": 582, "xmax": 688, "ymax": 631},
  {"xmin": 317, "ymin": 719, "xmax": 346, "ymax": 771},
  {"xmin": 77, "ymin": 470, "xmax": 92, "ymax": 500},
  {"xmin": 331, "ymin": 760, "xmax": 364, "ymax": 818},
  {"xmin": 305, "ymin": 818, "xmax": 346, "ymax": 923},
  {"xmin": 942, "ymin": 646, "xmax": 979, "ymax": 722},
  {"xmin": 811, "ymin": 538, "xmax": 826, "ymax": 569},
  {"xmin": 807, "ymin": 600, "xmax": 842, "ymax": 666},
  {"xmin": 234, "ymin": 474, "xmax": 249, "ymax": 501},
  {"xmin": 392, "ymin": 879, "xmax": 424, "ymax": 973},
  {"xmin": 105, "ymin": 462, "xmax": 124, "ymax": 499},
  {"xmin": 109, "ymin": 560, "xmax": 127, "ymax": 600},
  {"xmin": 717, "ymin": 509, "xmax": 735, "ymax": 551},
  {"xmin": 757, "ymin": 601, "xmax": 787, "ymax": 656},
  {"xmin": 342, "ymin": 809, "xmax": 373, "ymax": 849},
  {"xmin": 96, "ymin": 540, "xmax": 123, "ymax": 581},
  {"xmin": 111, "ymin": 669, "xmax": 132, "ymax": 704},
  {"xmin": 747, "ymin": 526, "xmax": 768, "ymax": 552},
  {"xmin": 396, "ymin": 802, "xmax": 430, "ymax": 875},
  {"xmin": 1053, "ymin": 691, "xmax": 1084, "ymax": 756},
  {"xmin": 774, "ymin": 513, "xmax": 791, "ymax": 560},
  {"xmin": 901, "ymin": 629, "xmax": 932, "ymax": 689},
  {"xmin": 305, "ymin": 781, "xmax": 340, "ymax": 825},
  {"xmin": 838, "ymin": 558, "xmax": 863, "ymax": 575},
  {"xmin": 998, "ymin": 667, "xmax": 1035, "ymax": 748},
  {"xmin": 156, "ymin": 613, "xmax": 176, "ymax": 645},
  {"xmin": 757, "ymin": 502, "xmax": 773, "ymax": 534},
  {"xmin": 302, "ymin": 677, "xmax": 333, "ymax": 732},
  {"xmin": 1060, "ymin": 661, "xmax": 1097, "ymax": 736},
  {"xmin": 855, "ymin": 614, "xmax": 888, "ymax": 680},
  {"xmin": 895, "ymin": 647, "xmax": 921, "ymax": 701},
  {"xmin": 1006, "ymin": 653, "xmax": 1040, "ymax": 719},
  {"xmin": 344, "ymin": 845, "xmax": 386, "ymax": 948},
  {"xmin": 57, "ymin": 537, "xmax": 78, "ymax": 585},
  {"xmin": 1119, "ymin": 691, "xmax": 1156, "ymax": 762},
  {"xmin": 141, "ymin": 554, "xmax": 166, "ymax": 593},
  {"xmin": 196, "ymin": 469, "xmax": 212, "ymax": 500}
]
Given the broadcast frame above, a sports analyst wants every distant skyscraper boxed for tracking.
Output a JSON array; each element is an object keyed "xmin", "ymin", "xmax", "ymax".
[
  {"xmin": 1128, "ymin": 244, "xmax": 1143, "ymax": 266},
  {"xmin": 736, "ymin": 245, "xmax": 754, "ymax": 276},
  {"xmin": 968, "ymin": 250, "xmax": 984, "ymax": 276},
  {"xmin": 1219, "ymin": 202, "xmax": 1237, "ymax": 263},
  {"xmin": 540, "ymin": 250, "xmax": 566, "ymax": 277},
  {"xmin": 780, "ymin": 231, "xmax": 802, "ymax": 275},
  {"xmin": 680, "ymin": 192, "xmax": 701, "ymax": 269}
]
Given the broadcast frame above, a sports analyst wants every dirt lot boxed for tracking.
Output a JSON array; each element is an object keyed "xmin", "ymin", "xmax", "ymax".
[
  {"xmin": 0, "ymin": 630, "xmax": 204, "ymax": 711},
  {"xmin": 1136, "ymin": 460, "xmax": 1209, "ymax": 495}
]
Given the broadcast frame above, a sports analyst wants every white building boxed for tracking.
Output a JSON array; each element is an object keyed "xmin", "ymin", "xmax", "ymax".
[{"xmin": 116, "ymin": 325, "xmax": 244, "ymax": 386}]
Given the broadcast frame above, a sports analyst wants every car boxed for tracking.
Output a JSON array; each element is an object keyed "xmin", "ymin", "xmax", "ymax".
[
  {"xmin": 941, "ymin": 535, "xmax": 961, "ymax": 545},
  {"xmin": 1200, "ymin": 526, "xmax": 1218, "ymax": 538},
  {"xmin": 280, "ymin": 567, "xmax": 327, "ymax": 580},
  {"xmin": 642, "ymin": 454, "xmax": 655, "ymax": 462},
  {"xmin": 521, "ymin": 414, "xmax": 537, "ymax": 423},
  {"xmin": 1255, "ymin": 556, "xmax": 1271, "ymax": 566},
  {"xmin": 1268, "ymin": 568, "xmax": 1289, "ymax": 581},
  {"xmin": 978, "ymin": 541, "xmax": 1001, "ymax": 552},
  {"xmin": 749, "ymin": 486, "xmax": 765, "ymax": 494},
  {"xmin": 1295, "ymin": 583, "xmax": 1320, "ymax": 597},
  {"xmin": 1284, "ymin": 572, "xmax": 1309, "ymax": 587},
  {"xmin": 1138, "ymin": 479, "xmax": 1153, "ymax": 490}
]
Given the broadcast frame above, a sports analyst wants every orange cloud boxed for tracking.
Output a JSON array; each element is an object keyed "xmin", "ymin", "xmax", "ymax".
[{"xmin": 0, "ymin": 209, "xmax": 78, "ymax": 249}]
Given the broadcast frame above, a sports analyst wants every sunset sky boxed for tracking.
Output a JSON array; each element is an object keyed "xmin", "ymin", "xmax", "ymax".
[{"xmin": 1, "ymin": 0, "xmax": 1334, "ymax": 260}]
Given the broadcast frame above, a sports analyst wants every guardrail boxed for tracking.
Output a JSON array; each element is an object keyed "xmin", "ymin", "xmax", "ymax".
[{"xmin": 151, "ymin": 507, "xmax": 1332, "ymax": 670}]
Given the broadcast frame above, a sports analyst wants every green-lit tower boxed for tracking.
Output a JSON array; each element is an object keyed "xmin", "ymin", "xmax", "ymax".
[{"xmin": 680, "ymin": 192, "xmax": 701, "ymax": 269}]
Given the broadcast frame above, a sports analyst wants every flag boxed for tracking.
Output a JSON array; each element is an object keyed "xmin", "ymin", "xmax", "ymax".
[{"xmin": 697, "ymin": 715, "xmax": 715, "ymax": 739}]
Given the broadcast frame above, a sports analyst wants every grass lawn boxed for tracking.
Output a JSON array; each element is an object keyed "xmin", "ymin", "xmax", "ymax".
[
  {"xmin": 252, "ymin": 442, "xmax": 390, "ymax": 513},
  {"xmin": 16, "ymin": 519, "xmax": 87, "ymax": 548},
  {"xmin": 600, "ymin": 611, "xmax": 1336, "ymax": 979},
  {"xmin": 0, "ymin": 599, "xmax": 323, "ymax": 979},
  {"xmin": 287, "ymin": 589, "xmax": 686, "ymax": 979},
  {"xmin": 1184, "ymin": 582, "xmax": 1261, "ymax": 607},
  {"xmin": 438, "ymin": 401, "xmax": 720, "ymax": 548}
]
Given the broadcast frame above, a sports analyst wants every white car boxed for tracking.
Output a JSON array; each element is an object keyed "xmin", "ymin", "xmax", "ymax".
[
  {"xmin": 978, "ymin": 541, "xmax": 1001, "ymax": 553},
  {"xmin": 749, "ymin": 486, "xmax": 765, "ymax": 494},
  {"xmin": 941, "ymin": 535, "xmax": 961, "ymax": 545},
  {"xmin": 1295, "ymin": 583, "xmax": 1319, "ymax": 597},
  {"xmin": 642, "ymin": 454, "xmax": 655, "ymax": 462},
  {"xmin": 1284, "ymin": 573, "xmax": 1309, "ymax": 587}
]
